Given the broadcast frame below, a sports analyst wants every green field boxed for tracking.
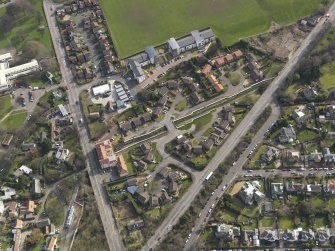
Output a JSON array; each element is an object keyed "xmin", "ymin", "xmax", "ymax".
[
  {"xmin": 320, "ymin": 61, "xmax": 335, "ymax": 91},
  {"xmin": 100, "ymin": 0, "xmax": 323, "ymax": 58},
  {"xmin": 0, "ymin": 0, "xmax": 53, "ymax": 52},
  {"xmin": 0, "ymin": 95, "xmax": 12, "ymax": 118},
  {"xmin": 1, "ymin": 109, "xmax": 28, "ymax": 132}
]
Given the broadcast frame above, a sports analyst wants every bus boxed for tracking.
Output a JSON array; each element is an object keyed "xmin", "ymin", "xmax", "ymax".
[
  {"xmin": 205, "ymin": 171, "xmax": 213, "ymax": 181},
  {"xmin": 65, "ymin": 206, "xmax": 75, "ymax": 229}
]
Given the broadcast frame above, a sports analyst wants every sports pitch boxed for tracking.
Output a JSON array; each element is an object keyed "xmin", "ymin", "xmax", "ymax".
[{"xmin": 101, "ymin": 0, "xmax": 323, "ymax": 58}]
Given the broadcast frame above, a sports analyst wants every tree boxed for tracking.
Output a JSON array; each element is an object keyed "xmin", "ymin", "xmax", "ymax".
[
  {"xmin": 40, "ymin": 138, "xmax": 52, "ymax": 154},
  {"xmin": 26, "ymin": 228, "xmax": 43, "ymax": 247},
  {"xmin": 0, "ymin": 14, "xmax": 13, "ymax": 33}
]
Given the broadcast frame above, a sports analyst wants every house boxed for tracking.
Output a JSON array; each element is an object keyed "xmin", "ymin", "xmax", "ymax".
[
  {"xmin": 136, "ymin": 191, "xmax": 149, "ymax": 205},
  {"xmin": 135, "ymin": 160, "xmax": 147, "ymax": 172},
  {"xmin": 299, "ymin": 229, "xmax": 315, "ymax": 242},
  {"xmin": 117, "ymin": 155, "xmax": 129, "ymax": 177},
  {"xmin": 261, "ymin": 146, "xmax": 279, "ymax": 163},
  {"xmin": 158, "ymin": 86, "xmax": 169, "ymax": 97},
  {"xmin": 141, "ymin": 113, "xmax": 152, "ymax": 124},
  {"xmin": 131, "ymin": 117, "xmax": 142, "ymax": 129},
  {"xmin": 239, "ymin": 181, "xmax": 264, "ymax": 205},
  {"xmin": 14, "ymin": 219, "xmax": 23, "ymax": 229},
  {"xmin": 216, "ymin": 223, "xmax": 241, "ymax": 241},
  {"xmin": 140, "ymin": 143, "xmax": 151, "ymax": 154},
  {"xmin": 183, "ymin": 77, "xmax": 199, "ymax": 92},
  {"xmin": 158, "ymin": 96, "xmax": 168, "ymax": 107},
  {"xmin": 208, "ymin": 74, "xmax": 224, "ymax": 92},
  {"xmin": 192, "ymin": 146, "xmax": 203, "ymax": 155},
  {"xmin": 58, "ymin": 104, "xmax": 69, "ymax": 117},
  {"xmin": 152, "ymin": 107, "xmax": 162, "ymax": 119},
  {"xmin": 149, "ymin": 195, "xmax": 159, "ymax": 208},
  {"xmin": 291, "ymin": 110, "xmax": 306, "ymax": 124},
  {"xmin": 27, "ymin": 200, "xmax": 35, "ymax": 214},
  {"xmin": 144, "ymin": 151, "xmax": 154, "ymax": 163},
  {"xmin": 202, "ymin": 64, "xmax": 212, "ymax": 75},
  {"xmin": 284, "ymin": 150, "xmax": 300, "ymax": 163},
  {"xmin": 119, "ymin": 121, "xmax": 133, "ymax": 133},
  {"xmin": 129, "ymin": 52, "xmax": 150, "ymax": 67},
  {"xmin": 168, "ymin": 181, "xmax": 179, "ymax": 195},
  {"xmin": 217, "ymin": 120, "xmax": 231, "ymax": 132},
  {"xmin": 316, "ymin": 228, "xmax": 331, "ymax": 242},
  {"xmin": 183, "ymin": 141, "xmax": 193, "ymax": 152},
  {"xmin": 190, "ymin": 91, "xmax": 203, "ymax": 104},
  {"xmin": 286, "ymin": 178, "xmax": 305, "ymax": 193},
  {"xmin": 31, "ymin": 178, "xmax": 41, "ymax": 196},
  {"xmin": 21, "ymin": 142, "xmax": 36, "ymax": 151},
  {"xmin": 55, "ymin": 118, "xmax": 73, "ymax": 127},
  {"xmin": 95, "ymin": 139, "xmax": 117, "ymax": 170},
  {"xmin": 35, "ymin": 218, "xmax": 50, "ymax": 228},
  {"xmin": 259, "ymin": 229, "xmax": 279, "ymax": 242},
  {"xmin": 282, "ymin": 229, "xmax": 299, "ymax": 242},
  {"xmin": 125, "ymin": 179, "xmax": 137, "ymax": 187},
  {"xmin": 8, "ymin": 201, "xmax": 18, "ymax": 218},
  {"xmin": 144, "ymin": 46, "xmax": 157, "ymax": 64},
  {"xmin": 323, "ymin": 147, "xmax": 335, "ymax": 162},
  {"xmin": 300, "ymin": 87, "xmax": 318, "ymax": 99},
  {"xmin": 54, "ymin": 147, "xmax": 70, "ymax": 163},
  {"xmin": 308, "ymin": 150, "xmax": 322, "ymax": 162},
  {"xmin": 19, "ymin": 165, "xmax": 32, "ymax": 175},
  {"xmin": 212, "ymin": 127, "xmax": 226, "ymax": 139},
  {"xmin": 127, "ymin": 219, "xmax": 144, "ymax": 231},
  {"xmin": 202, "ymin": 138, "xmax": 214, "ymax": 152},
  {"xmin": 221, "ymin": 104, "xmax": 235, "ymax": 125},
  {"xmin": 160, "ymin": 191, "xmax": 171, "ymax": 204},
  {"xmin": 46, "ymin": 235, "xmax": 58, "ymax": 251},
  {"xmin": 0, "ymin": 186, "xmax": 16, "ymax": 201},
  {"xmin": 128, "ymin": 59, "xmax": 145, "ymax": 83},
  {"xmin": 176, "ymin": 134, "xmax": 186, "ymax": 144},
  {"xmin": 166, "ymin": 80, "xmax": 178, "ymax": 90},
  {"xmin": 271, "ymin": 183, "xmax": 284, "ymax": 199},
  {"xmin": 325, "ymin": 105, "xmax": 335, "ymax": 119},
  {"xmin": 306, "ymin": 184, "xmax": 322, "ymax": 195},
  {"xmin": 279, "ymin": 125, "xmax": 296, "ymax": 143},
  {"xmin": 159, "ymin": 167, "xmax": 170, "ymax": 179},
  {"xmin": 13, "ymin": 229, "xmax": 22, "ymax": 251},
  {"xmin": 246, "ymin": 56, "xmax": 263, "ymax": 82}
]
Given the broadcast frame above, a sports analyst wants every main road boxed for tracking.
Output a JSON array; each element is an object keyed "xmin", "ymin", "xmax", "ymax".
[
  {"xmin": 144, "ymin": 3, "xmax": 335, "ymax": 250},
  {"xmin": 43, "ymin": 1, "xmax": 124, "ymax": 250}
]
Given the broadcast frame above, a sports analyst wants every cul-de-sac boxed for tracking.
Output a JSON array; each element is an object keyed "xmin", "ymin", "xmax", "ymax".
[{"xmin": 2, "ymin": 1, "xmax": 335, "ymax": 251}]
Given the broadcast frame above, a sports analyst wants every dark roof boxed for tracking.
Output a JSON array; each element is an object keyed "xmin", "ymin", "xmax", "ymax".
[{"xmin": 159, "ymin": 86, "xmax": 169, "ymax": 96}]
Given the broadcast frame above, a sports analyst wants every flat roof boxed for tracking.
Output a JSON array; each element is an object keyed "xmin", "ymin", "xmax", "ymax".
[
  {"xmin": 117, "ymin": 90, "xmax": 126, "ymax": 97},
  {"xmin": 92, "ymin": 83, "xmax": 111, "ymax": 96}
]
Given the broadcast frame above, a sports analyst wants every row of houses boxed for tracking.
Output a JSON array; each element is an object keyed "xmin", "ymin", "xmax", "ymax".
[
  {"xmin": 217, "ymin": 223, "xmax": 335, "ymax": 246},
  {"xmin": 57, "ymin": 0, "xmax": 99, "ymax": 15},
  {"xmin": 128, "ymin": 28, "xmax": 215, "ymax": 83}
]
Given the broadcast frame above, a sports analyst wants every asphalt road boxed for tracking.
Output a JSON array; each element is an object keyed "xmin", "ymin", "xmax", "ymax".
[
  {"xmin": 144, "ymin": 4, "xmax": 335, "ymax": 250},
  {"xmin": 43, "ymin": 1, "xmax": 124, "ymax": 250}
]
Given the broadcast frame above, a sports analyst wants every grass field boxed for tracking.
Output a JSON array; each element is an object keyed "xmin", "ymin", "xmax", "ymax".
[
  {"xmin": 1, "ymin": 109, "xmax": 28, "ymax": 132},
  {"xmin": 320, "ymin": 61, "xmax": 335, "ymax": 91},
  {"xmin": 0, "ymin": 95, "xmax": 12, "ymax": 118},
  {"xmin": 100, "ymin": 0, "xmax": 324, "ymax": 58},
  {"xmin": 0, "ymin": 0, "xmax": 53, "ymax": 53}
]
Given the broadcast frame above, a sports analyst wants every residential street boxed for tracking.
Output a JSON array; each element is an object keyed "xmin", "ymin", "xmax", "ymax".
[
  {"xmin": 143, "ymin": 3, "xmax": 335, "ymax": 250},
  {"xmin": 43, "ymin": 1, "xmax": 125, "ymax": 250}
]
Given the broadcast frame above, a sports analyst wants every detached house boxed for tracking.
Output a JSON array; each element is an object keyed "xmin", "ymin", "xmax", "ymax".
[{"xmin": 279, "ymin": 125, "xmax": 296, "ymax": 143}]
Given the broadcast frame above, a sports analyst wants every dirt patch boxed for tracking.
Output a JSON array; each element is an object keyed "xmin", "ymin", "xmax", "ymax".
[{"xmin": 229, "ymin": 181, "xmax": 245, "ymax": 196}]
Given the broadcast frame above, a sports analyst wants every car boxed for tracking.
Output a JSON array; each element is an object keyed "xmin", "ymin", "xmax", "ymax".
[
  {"xmin": 188, "ymin": 233, "xmax": 191, "ymax": 238},
  {"xmin": 211, "ymin": 203, "xmax": 215, "ymax": 209},
  {"xmin": 185, "ymin": 239, "xmax": 189, "ymax": 244},
  {"xmin": 211, "ymin": 191, "xmax": 215, "ymax": 195},
  {"xmin": 198, "ymin": 212, "xmax": 201, "ymax": 217}
]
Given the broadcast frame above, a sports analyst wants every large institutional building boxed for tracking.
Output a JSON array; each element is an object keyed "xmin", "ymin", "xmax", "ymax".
[{"xmin": 0, "ymin": 53, "xmax": 40, "ymax": 92}]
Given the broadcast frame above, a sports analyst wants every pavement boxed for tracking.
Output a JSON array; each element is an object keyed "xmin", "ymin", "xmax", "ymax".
[
  {"xmin": 143, "ymin": 4, "xmax": 335, "ymax": 250},
  {"xmin": 43, "ymin": 1, "xmax": 124, "ymax": 250}
]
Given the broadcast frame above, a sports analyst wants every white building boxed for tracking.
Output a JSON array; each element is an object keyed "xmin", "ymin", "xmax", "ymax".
[
  {"xmin": 19, "ymin": 165, "xmax": 32, "ymax": 175},
  {"xmin": 168, "ymin": 28, "xmax": 215, "ymax": 56},
  {"xmin": 0, "ymin": 53, "xmax": 40, "ymax": 92},
  {"xmin": 128, "ymin": 58, "xmax": 145, "ymax": 83},
  {"xmin": 92, "ymin": 83, "xmax": 112, "ymax": 96},
  {"xmin": 239, "ymin": 181, "xmax": 264, "ymax": 205}
]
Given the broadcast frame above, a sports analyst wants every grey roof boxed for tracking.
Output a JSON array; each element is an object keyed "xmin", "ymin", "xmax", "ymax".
[
  {"xmin": 199, "ymin": 28, "xmax": 215, "ymax": 40},
  {"xmin": 168, "ymin": 37, "xmax": 180, "ymax": 50},
  {"xmin": 177, "ymin": 35, "xmax": 195, "ymax": 48},
  {"xmin": 191, "ymin": 30, "xmax": 202, "ymax": 44},
  {"xmin": 128, "ymin": 59, "xmax": 144, "ymax": 78},
  {"xmin": 144, "ymin": 46, "xmax": 157, "ymax": 59},
  {"xmin": 129, "ymin": 52, "xmax": 149, "ymax": 64}
]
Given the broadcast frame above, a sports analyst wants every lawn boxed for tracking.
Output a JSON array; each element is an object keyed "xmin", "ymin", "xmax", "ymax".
[
  {"xmin": 262, "ymin": 217, "xmax": 275, "ymax": 228},
  {"xmin": 320, "ymin": 61, "xmax": 335, "ymax": 91},
  {"xmin": 151, "ymin": 142, "xmax": 163, "ymax": 163},
  {"xmin": 0, "ymin": 95, "xmax": 12, "ymax": 118},
  {"xmin": 297, "ymin": 130, "xmax": 318, "ymax": 142},
  {"xmin": 0, "ymin": 0, "xmax": 53, "ymax": 53},
  {"xmin": 45, "ymin": 195, "xmax": 65, "ymax": 227},
  {"xmin": 279, "ymin": 216, "xmax": 294, "ymax": 230},
  {"xmin": 175, "ymin": 99, "xmax": 188, "ymax": 111},
  {"xmin": 310, "ymin": 197, "xmax": 324, "ymax": 208},
  {"xmin": 100, "ymin": 0, "xmax": 323, "ymax": 58},
  {"xmin": 229, "ymin": 72, "xmax": 241, "ymax": 86},
  {"xmin": 328, "ymin": 198, "xmax": 335, "ymax": 211},
  {"xmin": 1, "ymin": 109, "xmax": 28, "ymax": 132}
]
